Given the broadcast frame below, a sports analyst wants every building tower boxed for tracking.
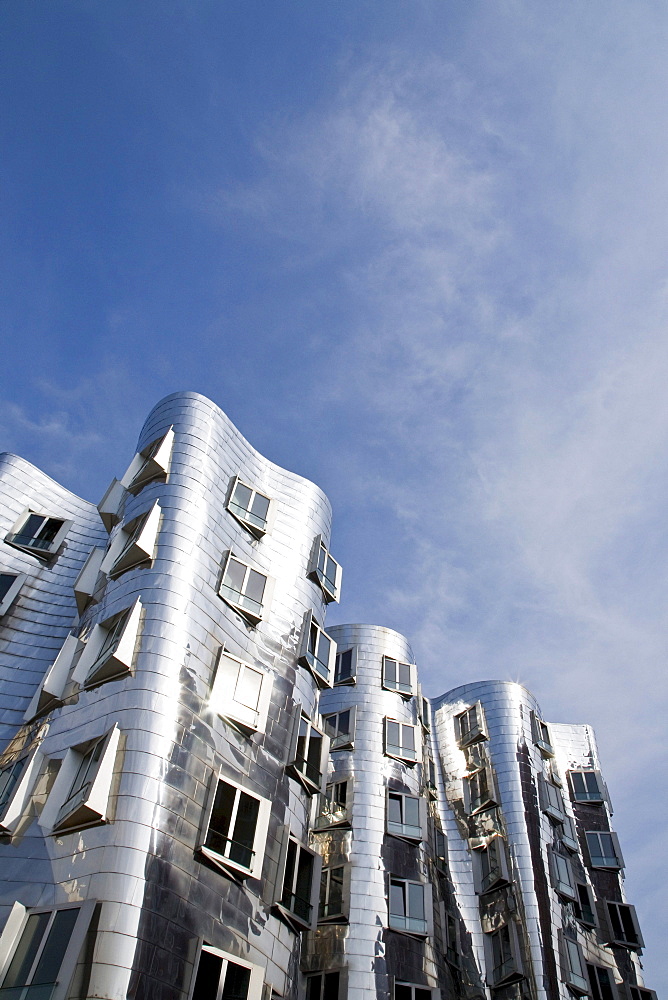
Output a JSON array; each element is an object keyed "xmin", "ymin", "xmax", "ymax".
[{"xmin": 0, "ymin": 392, "xmax": 656, "ymax": 1000}]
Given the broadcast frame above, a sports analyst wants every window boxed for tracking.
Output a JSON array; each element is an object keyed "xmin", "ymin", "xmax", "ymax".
[
  {"xmin": 560, "ymin": 813, "xmax": 579, "ymax": 853},
  {"xmin": 209, "ymin": 649, "xmax": 272, "ymax": 735},
  {"xmin": 455, "ymin": 703, "xmax": 488, "ymax": 747},
  {"xmin": 97, "ymin": 477, "xmax": 126, "ymax": 532},
  {"xmin": 550, "ymin": 850, "xmax": 577, "ymax": 900},
  {"xmin": 287, "ymin": 710, "xmax": 329, "ymax": 794},
  {"xmin": 47, "ymin": 726, "xmax": 121, "ymax": 834},
  {"xmin": 465, "ymin": 765, "xmax": 497, "ymax": 814},
  {"xmin": 73, "ymin": 547, "xmax": 105, "ymax": 614},
  {"xmin": 561, "ymin": 933, "xmax": 588, "ymax": 994},
  {"xmin": 531, "ymin": 712, "xmax": 554, "ymax": 757},
  {"xmin": 24, "ymin": 634, "xmax": 82, "ymax": 722},
  {"xmin": 444, "ymin": 910, "xmax": 461, "ymax": 968},
  {"xmin": 298, "ymin": 611, "xmax": 336, "ymax": 688},
  {"xmin": 473, "ymin": 836, "xmax": 511, "ymax": 894},
  {"xmin": 198, "ymin": 776, "xmax": 271, "ymax": 880},
  {"xmin": 276, "ymin": 830, "xmax": 321, "ymax": 931},
  {"xmin": 73, "ymin": 599, "xmax": 142, "ymax": 689},
  {"xmin": 308, "ymin": 535, "xmax": 342, "ymax": 603},
  {"xmin": 605, "ymin": 902, "xmax": 644, "ymax": 949},
  {"xmin": 219, "ymin": 553, "xmax": 271, "ymax": 626},
  {"xmin": 539, "ymin": 775, "xmax": 566, "ymax": 823},
  {"xmin": 0, "ymin": 749, "xmax": 42, "ymax": 837},
  {"xmin": 226, "ymin": 476, "xmax": 272, "ymax": 537},
  {"xmin": 388, "ymin": 878, "xmax": 429, "ymax": 935},
  {"xmin": 5, "ymin": 511, "xmax": 70, "ymax": 560},
  {"xmin": 333, "ymin": 647, "xmax": 355, "ymax": 685},
  {"xmin": 485, "ymin": 924, "xmax": 523, "ymax": 985},
  {"xmin": 569, "ymin": 770, "xmax": 606, "ymax": 805},
  {"xmin": 629, "ymin": 987, "xmax": 658, "ymax": 1000},
  {"xmin": 0, "ymin": 901, "xmax": 95, "ymax": 1000},
  {"xmin": 433, "ymin": 827, "xmax": 448, "ymax": 875},
  {"xmin": 306, "ymin": 971, "xmax": 345, "ymax": 1000},
  {"xmin": 120, "ymin": 427, "xmax": 174, "ymax": 494},
  {"xmin": 0, "ymin": 572, "xmax": 25, "ymax": 616},
  {"xmin": 394, "ymin": 984, "xmax": 433, "ymax": 1000},
  {"xmin": 386, "ymin": 791, "xmax": 425, "ymax": 841},
  {"xmin": 314, "ymin": 780, "xmax": 350, "ymax": 830},
  {"xmin": 585, "ymin": 831, "xmax": 624, "ymax": 870},
  {"xmin": 385, "ymin": 719, "xmax": 418, "ymax": 764},
  {"xmin": 319, "ymin": 864, "xmax": 347, "ymax": 921},
  {"xmin": 323, "ymin": 708, "xmax": 355, "ymax": 750},
  {"xmin": 190, "ymin": 945, "xmax": 264, "ymax": 1000},
  {"xmin": 573, "ymin": 883, "xmax": 596, "ymax": 928},
  {"xmin": 105, "ymin": 502, "xmax": 161, "ymax": 578},
  {"xmin": 425, "ymin": 757, "xmax": 437, "ymax": 799},
  {"xmin": 382, "ymin": 657, "xmax": 416, "ymax": 697},
  {"xmin": 587, "ymin": 966, "xmax": 615, "ymax": 1000},
  {"xmin": 419, "ymin": 696, "xmax": 430, "ymax": 732}
]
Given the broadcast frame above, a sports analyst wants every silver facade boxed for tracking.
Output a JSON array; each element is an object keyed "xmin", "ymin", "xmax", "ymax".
[{"xmin": 0, "ymin": 392, "xmax": 655, "ymax": 1000}]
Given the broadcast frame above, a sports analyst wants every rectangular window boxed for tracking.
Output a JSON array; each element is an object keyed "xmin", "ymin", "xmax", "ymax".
[
  {"xmin": 587, "ymin": 965, "xmax": 615, "ymax": 1000},
  {"xmin": 6, "ymin": 511, "xmax": 70, "ymax": 560},
  {"xmin": 606, "ymin": 902, "xmax": 644, "ymax": 949},
  {"xmin": 629, "ymin": 987, "xmax": 658, "ymax": 1000},
  {"xmin": 539, "ymin": 775, "xmax": 566, "ymax": 822},
  {"xmin": 107, "ymin": 502, "xmax": 161, "ymax": 578},
  {"xmin": 486, "ymin": 924, "xmax": 522, "ymax": 985},
  {"xmin": 287, "ymin": 711, "xmax": 329, "ymax": 795},
  {"xmin": 455, "ymin": 703, "xmax": 488, "ymax": 747},
  {"xmin": 73, "ymin": 599, "xmax": 142, "ymax": 689},
  {"xmin": 551, "ymin": 850, "xmax": 577, "ymax": 900},
  {"xmin": 219, "ymin": 553, "xmax": 270, "ymax": 625},
  {"xmin": 306, "ymin": 971, "xmax": 344, "ymax": 1000},
  {"xmin": 433, "ymin": 827, "xmax": 448, "ymax": 875},
  {"xmin": 585, "ymin": 831, "xmax": 624, "ymax": 870},
  {"xmin": 465, "ymin": 765, "xmax": 497, "ymax": 814},
  {"xmin": 314, "ymin": 780, "xmax": 350, "ymax": 830},
  {"xmin": 0, "ymin": 759, "xmax": 26, "ymax": 815},
  {"xmin": 308, "ymin": 535, "xmax": 342, "ymax": 603},
  {"xmin": 419, "ymin": 696, "xmax": 430, "ymax": 732},
  {"xmin": 190, "ymin": 945, "xmax": 264, "ymax": 1000},
  {"xmin": 386, "ymin": 791, "xmax": 424, "ymax": 841},
  {"xmin": 444, "ymin": 911, "xmax": 461, "ymax": 968},
  {"xmin": 277, "ymin": 833, "xmax": 320, "ymax": 931},
  {"xmin": 394, "ymin": 984, "xmax": 433, "ymax": 1000},
  {"xmin": 0, "ymin": 573, "xmax": 25, "ymax": 617},
  {"xmin": 388, "ymin": 878, "xmax": 428, "ymax": 935},
  {"xmin": 49, "ymin": 726, "xmax": 121, "ymax": 834},
  {"xmin": 560, "ymin": 813, "xmax": 579, "ymax": 853},
  {"xmin": 199, "ymin": 776, "xmax": 271, "ymax": 880},
  {"xmin": 299, "ymin": 611, "xmax": 336, "ymax": 688},
  {"xmin": 334, "ymin": 647, "xmax": 355, "ymax": 685},
  {"xmin": 562, "ymin": 934, "xmax": 589, "ymax": 994},
  {"xmin": 385, "ymin": 719, "xmax": 418, "ymax": 763},
  {"xmin": 209, "ymin": 649, "xmax": 272, "ymax": 735},
  {"xmin": 574, "ymin": 883, "xmax": 596, "ymax": 928},
  {"xmin": 382, "ymin": 657, "xmax": 416, "ymax": 697},
  {"xmin": 226, "ymin": 477, "xmax": 272, "ymax": 538},
  {"xmin": 121, "ymin": 428, "xmax": 174, "ymax": 494},
  {"xmin": 323, "ymin": 708, "xmax": 355, "ymax": 750},
  {"xmin": 531, "ymin": 711, "xmax": 555, "ymax": 757},
  {"xmin": 474, "ymin": 836, "xmax": 510, "ymax": 894},
  {"xmin": 319, "ymin": 864, "xmax": 347, "ymax": 921},
  {"xmin": 569, "ymin": 770, "xmax": 606, "ymax": 804}
]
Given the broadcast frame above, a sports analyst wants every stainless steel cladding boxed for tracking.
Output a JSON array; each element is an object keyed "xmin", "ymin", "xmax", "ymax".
[{"xmin": 0, "ymin": 393, "xmax": 655, "ymax": 1000}]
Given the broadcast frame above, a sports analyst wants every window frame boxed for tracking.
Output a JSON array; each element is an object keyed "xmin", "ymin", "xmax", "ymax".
[
  {"xmin": 73, "ymin": 546, "xmax": 106, "ymax": 614},
  {"xmin": 318, "ymin": 862, "xmax": 350, "ymax": 923},
  {"xmin": 472, "ymin": 835, "xmax": 511, "ymax": 894},
  {"xmin": 574, "ymin": 882, "xmax": 597, "ymax": 929},
  {"xmin": 274, "ymin": 827, "xmax": 322, "ymax": 932},
  {"xmin": 0, "ymin": 572, "xmax": 26, "ymax": 617},
  {"xmin": 628, "ymin": 986, "xmax": 658, "ymax": 1000},
  {"xmin": 586, "ymin": 965, "xmax": 615, "ymax": 1000},
  {"xmin": 322, "ymin": 706, "xmax": 356, "ymax": 751},
  {"xmin": 42, "ymin": 725, "xmax": 121, "ymax": 835},
  {"xmin": 387, "ymin": 876, "xmax": 431, "ymax": 937},
  {"xmin": 585, "ymin": 830, "xmax": 624, "ymax": 870},
  {"xmin": 454, "ymin": 702, "xmax": 488, "ymax": 747},
  {"xmin": 218, "ymin": 551, "xmax": 273, "ymax": 626},
  {"xmin": 443, "ymin": 906, "xmax": 462, "ymax": 969},
  {"xmin": 286, "ymin": 707, "xmax": 330, "ymax": 795},
  {"xmin": 188, "ymin": 943, "xmax": 265, "ymax": 1000},
  {"xmin": 226, "ymin": 475, "xmax": 273, "ymax": 538},
  {"xmin": 483, "ymin": 921, "xmax": 524, "ymax": 986},
  {"xmin": 102, "ymin": 501, "xmax": 161, "ymax": 579},
  {"xmin": 24, "ymin": 633, "xmax": 83, "ymax": 722},
  {"xmin": 305, "ymin": 970, "xmax": 348, "ymax": 1000},
  {"xmin": 605, "ymin": 902, "xmax": 644, "ymax": 949},
  {"xmin": 384, "ymin": 718, "xmax": 419, "ymax": 765},
  {"xmin": 538, "ymin": 774, "xmax": 566, "ymax": 823},
  {"xmin": 568, "ymin": 769, "xmax": 607, "ymax": 805},
  {"xmin": 464, "ymin": 763, "xmax": 498, "ymax": 815},
  {"xmin": 530, "ymin": 711, "xmax": 555, "ymax": 757},
  {"xmin": 386, "ymin": 789, "xmax": 426, "ymax": 842},
  {"xmin": 307, "ymin": 534, "xmax": 342, "ymax": 604},
  {"xmin": 0, "ymin": 747, "xmax": 42, "ymax": 837},
  {"xmin": 382, "ymin": 656, "xmax": 417, "ymax": 698},
  {"xmin": 5, "ymin": 509, "xmax": 71, "ymax": 561},
  {"xmin": 560, "ymin": 812, "xmax": 580, "ymax": 853},
  {"xmin": 333, "ymin": 646, "xmax": 356, "ymax": 685},
  {"xmin": 72, "ymin": 598, "xmax": 142, "ymax": 689},
  {"xmin": 560, "ymin": 932, "xmax": 589, "ymax": 995},
  {"xmin": 0, "ymin": 899, "xmax": 96, "ymax": 1000},
  {"xmin": 393, "ymin": 981, "xmax": 435, "ymax": 1000},
  {"xmin": 298, "ymin": 610, "xmax": 336, "ymax": 689},
  {"xmin": 209, "ymin": 647, "xmax": 273, "ymax": 736},
  {"xmin": 120, "ymin": 427, "xmax": 174, "ymax": 494},
  {"xmin": 197, "ymin": 773, "xmax": 271, "ymax": 881},
  {"xmin": 549, "ymin": 848, "xmax": 578, "ymax": 901},
  {"xmin": 313, "ymin": 780, "xmax": 351, "ymax": 831}
]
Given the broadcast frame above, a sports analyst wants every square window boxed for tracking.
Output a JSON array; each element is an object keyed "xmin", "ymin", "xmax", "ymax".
[
  {"xmin": 382, "ymin": 657, "xmax": 416, "ymax": 697},
  {"xmin": 455, "ymin": 703, "xmax": 488, "ymax": 747},
  {"xmin": 198, "ymin": 775, "xmax": 271, "ymax": 880},
  {"xmin": 219, "ymin": 553, "xmax": 271, "ymax": 626},
  {"xmin": 121, "ymin": 428, "xmax": 174, "ymax": 495},
  {"xmin": 388, "ymin": 877, "xmax": 429, "ymax": 935},
  {"xmin": 226, "ymin": 476, "xmax": 272, "ymax": 538},
  {"xmin": 190, "ymin": 945, "xmax": 264, "ymax": 1000},
  {"xmin": 276, "ymin": 830, "xmax": 321, "ymax": 931},
  {"xmin": 606, "ymin": 902, "xmax": 644, "ymax": 949},
  {"xmin": 73, "ymin": 599, "xmax": 142, "ymax": 689},
  {"xmin": 287, "ymin": 710, "xmax": 329, "ymax": 795},
  {"xmin": 386, "ymin": 791, "xmax": 425, "ymax": 841},
  {"xmin": 314, "ymin": 780, "xmax": 351, "ymax": 830},
  {"xmin": 46, "ymin": 726, "xmax": 121, "ymax": 834},
  {"xmin": 323, "ymin": 708, "xmax": 355, "ymax": 750},
  {"xmin": 333, "ymin": 647, "xmax": 356, "ymax": 685},
  {"xmin": 385, "ymin": 719, "xmax": 419, "ymax": 764},
  {"xmin": 318, "ymin": 864, "xmax": 348, "ymax": 922},
  {"xmin": 209, "ymin": 649, "xmax": 272, "ymax": 735},
  {"xmin": 568, "ymin": 770, "xmax": 606, "ymax": 805},
  {"xmin": 585, "ymin": 831, "xmax": 624, "ymax": 870},
  {"xmin": 306, "ymin": 971, "xmax": 345, "ymax": 1000},
  {"xmin": 298, "ymin": 611, "xmax": 336, "ymax": 688},
  {"xmin": 0, "ymin": 573, "xmax": 25, "ymax": 617},
  {"xmin": 308, "ymin": 535, "xmax": 342, "ymax": 603},
  {"xmin": 6, "ymin": 511, "xmax": 70, "ymax": 560}
]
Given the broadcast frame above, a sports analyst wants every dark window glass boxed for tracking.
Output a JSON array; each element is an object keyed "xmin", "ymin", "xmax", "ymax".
[
  {"xmin": 334, "ymin": 649, "xmax": 353, "ymax": 683},
  {"xmin": 192, "ymin": 950, "xmax": 222, "ymax": 1000},
  {"xmin": 32, "ymin": 909, "xmax": 79, "ymax": 985},
  {"xmin": 221, "ymin": 961, "xmax": 251, "ymax": 1000},
  {"xmin": 0, "ymin": 574, "xmax": 17, "ymax": 603}
]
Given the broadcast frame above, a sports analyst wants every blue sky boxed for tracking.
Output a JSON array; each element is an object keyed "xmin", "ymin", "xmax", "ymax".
[{"xmin": 1, "ymin": 0, "xmax": 667, "ymax": 987}]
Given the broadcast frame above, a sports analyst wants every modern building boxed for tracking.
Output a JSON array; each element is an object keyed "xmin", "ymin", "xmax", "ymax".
[{"xmin": 0, "ymin": 392, "xmax": 655, "ymax": 1000}]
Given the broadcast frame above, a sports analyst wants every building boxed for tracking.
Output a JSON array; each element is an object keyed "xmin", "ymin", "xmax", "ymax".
[{"xmin": 0, "ymin": 391, "xmax": 655, "ymax": 1000}]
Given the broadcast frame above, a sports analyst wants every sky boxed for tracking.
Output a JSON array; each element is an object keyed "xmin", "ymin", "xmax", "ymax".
[{"xmin": 1, "ymin": 0, "xmax": 667, "ymax": 988}]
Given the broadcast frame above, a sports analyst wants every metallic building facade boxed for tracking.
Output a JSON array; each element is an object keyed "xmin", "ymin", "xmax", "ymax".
[{"xmin": 0, "ymin": 392, "xmax": 655, "ymax": 1000}]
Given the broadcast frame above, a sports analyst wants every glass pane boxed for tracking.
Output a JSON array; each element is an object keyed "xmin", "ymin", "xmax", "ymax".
[
  {"xmin": 0, "ymin": 574, "xmax": 16, "ymax": 603},
  {"xmin": 306, "ymin": 976, "xmax": 323, "ymax": 1000},
  {"xmin": 404, "ymin": 796, "xmax": 420, "ymax": 828},
  {"xmin": 336, "ymin": 711, "xmax": 350, "ymax": 736},
  {"xmin": 244, "ymin": 569, "xmax": 266, "ymax": 604},
  {"xmin": 416, "ymin": 990, "xmax": 432, "ymax": 1000},
  {"xmin": 388, "ymin": 794, "xmax": 402, "ymax": 825},
  {"xmin": 0, "ymin": 759, "xmax": 24, "ymax": 811},
  {"xmin": 335, "ymin": 649, "xmax": 352, "ymax": 682},
  {"xmin": 407, "ymin": 882, "xmax": 424, "ymax": 920},
  {"xmin": 221, "ymin": 960, "xmax": 251, "ymax": 1000},
  {"xmin": 232, "ymin": 482, "xmax": 253, "ymax": 513},
  {"xmin": 207, "ymin": 781, "xmax": 236, "ymax": 848},
  {"xmin": 32, "ymin": 908, "xmax": 80, "ymax": 985},
  {"xmin": 192, "ymin": 950, "xmax": 222, "ymax": 1000},
  {"xmin": 385, "ymin": 659, "xmax": 397, "ymax": 685},
  {"xmin": 327, "ymin": 868, "xmax": 344, "ymax": 914},
  {"xmin": 398, "ymin": 662, "xmax": 411, "ymax": 689},
  {"xmin": 322, "ymin": 971, "xmax": 340, "ymax": 1000},
  {"xmin": 386, "ymin": 721, "xmax": 400, "ymax": 747},
  {"xmin": 394, "ymin": 988, "xmax": 412, "ymax": 1000},
  {"xmin": 235, "ymin": 666, "xmax": 262, "ymax": 712},
  {"xmin": 1, "ymin": 913, "xmax": 50, "ymax": 988},
  {"xmin": 295, "ymin": 849, "xmax": 314, "ymax": 917},
  {"xmin": 231, "ymin": 792, "xmax": 259, "ymax": 864},
  {"xmin": 250, "ymin": 492, "xmax": 270, "ymax": 521},
  {"xmin": 14, "ymin": 514, "xmax": 45, "ymax": 545},
  {"xmin": 401, "ymin": 725, "xmax": 415, "ymax": 752},
  {"xmin": 390, "ymin": 880, "xmax": 405, "ymax": 917},
  {"xmin": 224, "ymin": 558, "xmax": 246, "ymax": 593}
]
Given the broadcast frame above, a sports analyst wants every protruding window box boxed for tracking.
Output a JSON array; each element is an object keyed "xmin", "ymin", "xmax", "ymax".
[
  {"xmin": 549, "ymin": 849, "xmax": 577, "ymax": 901},
  {"xmin": 24, "ymin": 633, "xmax": 82, "ymax": 721},
  {"xmin": 0, "ymin": 573, "xmax": 26, "ymax": 617},
  {"xmin": 531, "ymin": 711, "xmax": 555, "ymax": 757},
  {"xmin": 120, "ymin": 427, "xmax": 174, "ymax": 494},
  {"xmin": 226, "ymin": 476, "xmax": 273, "ymax": 538},
  {"xmin": 286, "ymin": 708, "xmax": 330, "ymax": 795},
  {"xmin": 5, "ymin": 510, "xmax": 71, "ymax": 561},
  {"xmin": 574, "ymin": 883, "xmax": 597, "ymax": 928},
  {"xmin": 484, "ymin": 923, "xmax": 524, "ymax": 986},
  {"xmin": 0, "ymin": 748, "xmax": 42, "ymax": 837},
  {"xmin": 455, "ymin": 702, "xmax": 488, "ymax": 747},
  {"xmin": 383, "ymin": 656, "xmax": 417, "ymax": 698},
  {"xmin": 72, "ymin": 599, "xmax": 142, "ymax": 689},
  {"xmin": 473, "ymin": 835, "xmax": 511, "ymax": 894},
  {"xmin": 388, "ymin": 878, "xmax": 431, "ymax": 937},
  {"xmin": 568, "ymin": 770, "xmax": 607, "ymax": 806},
  {"xmin": 306, "ymin": 971, "xmax": 348, "ymax": 1000},
  {"xmin": 101, "ymin": 502, "xmax": 161, "ymax": 579},
  {"xmin": 464, "ymin": 764, "xmax": 498, "ymax": 814},
  {"xmin": 333, "ymin": 646, "xmax": 356, "ymax": 685},
  {"xmin": 539, "ymin": 774, "xmax": 566, "ymax": 823},
  {"xmin": 298, "ymin": 611, "xmax": 336, "ymax": 688},
  {"xmin": 73, "ymin": 547, "xmax": 106, "ymax": 613},
  {"xmin": 313, "ymin": 781, "xmax": 351, "ymax": 830},
  {"xmin": 197, "ymin": 775, "xmax": 271, "ymax": 881},
  {"xmin": 42, "ymin": 726, "xmax": 121, "ymax": 834},
  {"xmin": 585, "ymin": 831, "xmax": 624, "ymax": 870},
  {"xmin": 318, "ymin": 864, "xmax": 349, "ymax": 922},
  {"xmin": 560, "ymin": 933, "xmax": 589, "ymax": 995},
  {"xmin": 97, "ymin": 478, "xmax": 126, "ymax": 532},
  {"xmin": 386, "ymin": 790, "xmax": 426, "ymax": 842},
  {"xmin": 190, "ymin": 945, "xmax": 265, "ymax": 1000},
  {"xmin": 219, "ymin": 552, "xmax": 272, "ymax": 626},
  {"xmin": 323, "ymin": 707, "xmax": 355, "ymax": 750},
  {"xmin": 307, "ymin": 534, "xmax": 342, "ymax": 604},
  {"xmin": 605, "ymin": 902, "xmax": 644, "ymax": 949},
  {"xmin": 275, "ymin": 828, "xmax": 321, "ymax": 932},
  {"xmin": 384, "ymin": 719, "xmax": 419, "ymax": 765},
  {"xmin": 209, "ymin": 648, "xmax": 272, "ymax": 736}
]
